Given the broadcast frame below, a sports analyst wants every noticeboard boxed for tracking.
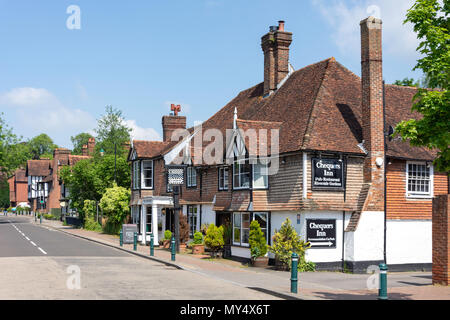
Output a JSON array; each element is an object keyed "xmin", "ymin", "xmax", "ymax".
[{"xmin": 122, "ymin": 224, "xmax": 138, "ymax": 244}]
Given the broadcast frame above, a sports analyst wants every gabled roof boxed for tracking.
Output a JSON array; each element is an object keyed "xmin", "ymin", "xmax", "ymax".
[
  {"xmin": 131, "ymin": 140, "xmax": 172, "ymax": 159},
  {"xmin": 26, "ymin": 160, "xmax": 51, "ymax": 177}
]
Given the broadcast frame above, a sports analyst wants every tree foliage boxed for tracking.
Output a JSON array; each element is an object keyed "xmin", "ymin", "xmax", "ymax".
[
  {"xmin": 395, "ymin": 0, "xmax": 450, "ymax": 173},
  {"xmin": 94, "ymin": 105, "xmax": 132, "ymax": 157},
  {"xmin": 393, "ymin": 78, "xmax": 421, "ymax": 87},
  {"xmin": 99, "ymin": 184, "xmax": 130, "ymax": 225},
  {"xmin": 28, "ymin": 133, "xmax": 58, "ymax": 160},
  {"xmin": 71, "ymin": 132, "xmax": 94, "ymax": 155},
  {"xmin": 204, "ymin": 224, "xmax": 224, "ymax": 254}
]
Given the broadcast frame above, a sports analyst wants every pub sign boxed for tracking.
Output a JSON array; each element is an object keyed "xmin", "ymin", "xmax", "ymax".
[{"xmin": 311, "ymin": 157, "xmax": 345, "ymax": 190}]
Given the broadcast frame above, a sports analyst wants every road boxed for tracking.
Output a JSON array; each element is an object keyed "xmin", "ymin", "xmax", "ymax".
[{"xmin": 0, "ymin": 215, "xmax": 280, "ymax": 300}]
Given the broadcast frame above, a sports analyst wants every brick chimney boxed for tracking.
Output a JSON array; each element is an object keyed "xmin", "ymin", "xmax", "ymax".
[
  {"xmin": 162, "ymin": 104, "xmax": 186, "ymax": 142},
  {"xmin": 261, "ymin": 20, "xmax": 293, "ymax": 97},
  {"xmin": 360, "ymin": 16, "xmax": 385, "ymax": 211},
  {"xmin": 87, "ymin": 137, "xmax": 95, "ymax": 155},
  {"xmin": 82, "ymin": 144, "xmax": 88, "ymax": 156}
]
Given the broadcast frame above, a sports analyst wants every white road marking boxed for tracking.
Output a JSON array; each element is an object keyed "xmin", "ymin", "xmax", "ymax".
[
  {"xmin": 30, "ymin": 241, "xmax": 37, "ymax": 246},
  {"xmin": 38, "ymin": 247, "xmax": 47, "ymax": 255},
  {"xmin": 8, "ymin": 219, "xmax": 48, "ymax": 255},
  {"xmin": 25, "ymin": 237, "xmax": 30, "ymax": 241}
]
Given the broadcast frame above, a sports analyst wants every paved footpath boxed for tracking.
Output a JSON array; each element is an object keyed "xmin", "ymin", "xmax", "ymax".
[{"xmin": 19, "ymin": 213, "xmax": 450, "ymax": 300}]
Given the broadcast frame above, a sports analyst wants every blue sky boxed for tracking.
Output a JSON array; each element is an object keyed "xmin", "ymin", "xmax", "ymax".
[{"xmin": 0, "ymin": 0, "xmax": 422, "ymax": 148}]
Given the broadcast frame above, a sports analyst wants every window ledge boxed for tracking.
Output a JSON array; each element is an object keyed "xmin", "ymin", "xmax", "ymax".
[{"xmin": 406, "ymin": 194, "xmax": 433, "ymax": 200}]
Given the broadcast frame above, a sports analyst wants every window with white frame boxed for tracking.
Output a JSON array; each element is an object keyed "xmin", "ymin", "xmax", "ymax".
[
  {"xmin": 233, "ymin": 212, "xmax": 250, "ymax": 246},
  {"xmin": 187, "ymin": 205, "xmax": 198, "ymax": 237},
  {"xmin": 132, "ymin": 161, "xmax": 141, "ymax": 190},
  {"xmin": 406, "ymin": 162, "xmax": 433, "ymax": 198},
  {"xmin": 253, "ymin": 161, "xmax": 269, "ymax": 189},
  {"xmin": 142, "ymin": 160, "xmax": 153, "ymax": 189},
  {"xmin": 186, "ymin": 166, "xmax": 197, "ymax": 187},
  {"xmin": 253, "ymin": 212, "xmax": 268, "ymax": 243},
  {"xmin": 233, "ymin": 160, "xmax": 251, "ymax": 189},
  {"xmin": 218, "ymin": 167, "xmax": 229, "ymax": 190}
]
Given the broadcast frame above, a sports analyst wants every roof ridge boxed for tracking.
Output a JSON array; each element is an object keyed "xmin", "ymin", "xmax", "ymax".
[{"xmin": 236, "ymin": 118, "xmax": 283, "ymax": 125}]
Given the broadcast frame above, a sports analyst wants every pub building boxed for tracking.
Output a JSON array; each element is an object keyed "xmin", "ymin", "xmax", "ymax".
[{"xmin": 128, "ymin": 17, "xmax": 448, "ymax": 272}]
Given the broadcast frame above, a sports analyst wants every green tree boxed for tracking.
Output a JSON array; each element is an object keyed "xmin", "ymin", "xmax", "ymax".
[
  {"xmin": 395, "ymin": 0, "xmax": 450, "ymax": 173},
  {"xmin": 95, "ymin": 106, "xmax": 132, "ymax": 157},
  {"xmin": 71, "ymin": 132, "xmax": 94, "ymax": 155},
  {"xmin": 0, "ymin": 179, "xmax": 9, "ymax": 209},
  {"xmin": 393, "ymin": 78, "xmax": 420, "ymax": 87},
  {"xmin": 0, "ymin": 114, "xmax": 31, "ymax": 176},
  {"xmin": 99, "ymin": 184, "xmax": 130, "ymax": 234},
  {"xmin": 204, "ymin": 224, "xmax": 224, "ymax": 256},
  {"xmin": 28, "ymin": 133, "xmax": 58, "ymax": 160}
]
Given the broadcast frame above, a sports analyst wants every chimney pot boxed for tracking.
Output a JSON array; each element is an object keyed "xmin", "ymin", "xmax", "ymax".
[{"xmin": 278, "ymin": 21, "xmax": 285, "ymax": 32}]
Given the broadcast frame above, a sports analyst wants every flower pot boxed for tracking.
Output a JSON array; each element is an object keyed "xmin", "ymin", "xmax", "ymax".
[
  {"xmin": 252, "ymin": 256, "xmax": 269, "ymax": 268},
  {"xmin": 192, "ymin": 244, "xmax": 205, "ymax": 255},
  {"xmin": 275, "ymin": 257, "xmax": 289, "ymax": 271},
  {"xmin": 179, "ymin": 243, "xmax": 187, "ymax": 253},
  {"xmin": 163, "ymin": 240, "xmax": 171, "ymax": 249}
]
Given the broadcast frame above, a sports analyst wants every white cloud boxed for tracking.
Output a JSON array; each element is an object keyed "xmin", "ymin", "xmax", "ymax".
[
  {"xmin": 124, "ymin": 119, "xmax": 161, "ymax": 142},
  {"xmin": 312, "ymin": 0, "xmax": 420, "ymax": 58},
  {"xmin": 0, "ymin": 87, "xmax": 96, "ymax": 147}
]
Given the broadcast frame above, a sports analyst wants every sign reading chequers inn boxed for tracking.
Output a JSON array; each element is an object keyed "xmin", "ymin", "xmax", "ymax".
[
  {"xmin": 306, "ymin": 219, "xmax": 336, "ymax": 248},
  {"xmin": 311, "ymin": 158, "xmax": 345, "ymax": 190}
]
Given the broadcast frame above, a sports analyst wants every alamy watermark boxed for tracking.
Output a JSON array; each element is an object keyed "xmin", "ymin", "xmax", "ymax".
[
  {"xmin": 66, "ymin": 265, "xmax": 81, "ymax": 290},
  {"xmin": 66, "ymin": 5, "xmax": 81, "ymax": 30},
  {"xmin": 366, "ymin": 265, "xmax": 380, "ymax": 290}
]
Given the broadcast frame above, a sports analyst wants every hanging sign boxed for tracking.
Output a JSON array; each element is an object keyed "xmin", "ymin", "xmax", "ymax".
[
  {"xmin": 311, "ymin": 158, "xmax": 345, "ymax": 190},
  {"xmin": 306, "ymin": 219, "xmax": 336, "ymax": 248},
  {"xmin": 167, "ymin": 166, "xmax": 185, "ymax": 185}
]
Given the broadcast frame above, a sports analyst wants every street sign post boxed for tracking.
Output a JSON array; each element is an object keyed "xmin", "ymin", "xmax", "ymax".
[{"xmin": 167, "ymin": 165, "xmax": 185, "ymax": 254}]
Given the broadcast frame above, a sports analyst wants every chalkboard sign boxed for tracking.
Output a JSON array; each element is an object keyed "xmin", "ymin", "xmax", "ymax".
[
  {"xmin": 122, "ymin": 224, "xmax": 138, "ymax": 244},
  {"xmin": 306, "ymin": 219, "xmax": 336, "ymax": 249},
  {"xmin": 311, "ymin": 158, "xmax": 345, "ymax": 190}
]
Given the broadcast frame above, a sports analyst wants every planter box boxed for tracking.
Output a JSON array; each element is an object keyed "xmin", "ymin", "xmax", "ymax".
[
  {"xmin": 192, "ymin": 244, "xmax": 205, "ymax": 255},
  {"xmin": 252, "ymin": 256, "xmax": 269, "ymax": 268}
]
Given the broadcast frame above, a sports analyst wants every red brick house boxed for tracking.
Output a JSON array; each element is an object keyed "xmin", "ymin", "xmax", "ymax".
[
  {"xmin": 128, "ymin": 17, "xmax": 448, "ymax": 272},
  {"xmin": 7, "ymin": 168, "xmax": 28, "ymax": 208}
]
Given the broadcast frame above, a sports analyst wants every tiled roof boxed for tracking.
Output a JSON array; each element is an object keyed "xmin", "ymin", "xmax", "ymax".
[
  {"xmin": 132, "ymin": 140, "xmax": 171, "ymax": 159},
  {"xmin": 14, "ymin": 169, "xmax": 27, "ymax": 182},
  {"xmin": 68, "ymin": 155, "xmax": 90, "ymax": 166},
  {"xmin": 26, "ymin": 160, "xmax": 51, "ymax": 177},
  {"xmin": 236, "ymin": 119, "xmax": 282, "ymax": 157}
]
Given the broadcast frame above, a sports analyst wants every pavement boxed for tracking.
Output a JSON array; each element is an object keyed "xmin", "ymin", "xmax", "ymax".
[{"xmin": 5, "ymin": 212, "xmax": 450, "ymax": 300}]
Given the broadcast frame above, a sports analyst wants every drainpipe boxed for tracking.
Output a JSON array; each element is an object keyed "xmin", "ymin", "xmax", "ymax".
[
  {"xmin": 382, "ymin": 80, "xmax": 387, "ymax": 264},
  {"xmin": 342, "ymin": 211, "xmax": 345, "ymax": 271}
]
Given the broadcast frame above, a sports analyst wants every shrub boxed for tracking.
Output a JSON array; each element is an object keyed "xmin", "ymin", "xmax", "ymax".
[
  {"xmin": 44, "ymin": 214, "xmax": 54, "ymax": 220},
  {"xmin": 269, "ymin": 218, "xmax": 315, "ymax": 271},
  {"xmin": 193, "ymin": 231, "xmax": 203, "ymax": 245},
  {"xmin": 82, "ymin": 200, "xmax": 102, "ymax": 232},
  {"xmin": 200, "ymin": 223, "xmax": 208, "ymax": 235},
  {"xmin": 204, "ymin": 224, "xmax": 224, "ymax": 255},
  {"xmin": 179, "ymin": 213, "xmax": 190, "ymax": 244},
  {"xmin": 249, "ymin": 220, "xmax": 268, "ymax": 259},
  {"xmin": 164, "ymin": 230, "xmax": 172, "ymax": 240},
  {"xmin": 221, "ymin": 224, "xmax": 232, "ymax": 245}
]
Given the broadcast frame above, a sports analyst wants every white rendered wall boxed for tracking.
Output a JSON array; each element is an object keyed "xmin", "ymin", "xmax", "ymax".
[
  {"xmin": 345, "ymin": 211, "xmax": 384, "ymax": 262},
  {"xmin": 201, "ymin": 204, "xmax": 216, "ymax": 227},
  {"xmin": 386, "ymin": 219, "xmax": 432, "ymax": 264}
]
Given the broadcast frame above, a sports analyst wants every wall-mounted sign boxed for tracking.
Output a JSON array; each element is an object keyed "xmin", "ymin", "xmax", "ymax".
[
  {"xmin": 311, "ymin": 158, "xmax": 345, "ymax": 190},
  {"xmin": 306, "ymin": 219, "xmax": 336, "ymax": 248}
]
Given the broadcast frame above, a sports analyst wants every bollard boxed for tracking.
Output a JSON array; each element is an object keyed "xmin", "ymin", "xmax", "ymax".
[
  {"xmin": 35, "ymin": 212, "xmax": 37, "ymax": 222},
  {"xmin": 150, "ymin": 233, "xmax": 154, "ymax": 256},
  {"xmin": 171, "ymin": 236, "xmax": 176, "ymax": 261},
  {"xmin": 133, "ymin": 232, "xmax": 137, "ymax": 251},
  {"xmin": 119, "ymin": 230, "xmax": 123, "ymax": 247},
  {"xmin": 290, "ymin": 252, "xmax": 299, "ymax": 293},
  {"xmin": 378, "ymin": 263, "xmax": 388, "ymax": 300},
  {"xmin": 39, "ymin": 213, "xmax": 42, "ymax": 224}
]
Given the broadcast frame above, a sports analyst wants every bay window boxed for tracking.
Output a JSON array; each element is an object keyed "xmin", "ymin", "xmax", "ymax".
[{"xmin": 132, "ymin": 161, "xmax": 141, "ymax": 190}]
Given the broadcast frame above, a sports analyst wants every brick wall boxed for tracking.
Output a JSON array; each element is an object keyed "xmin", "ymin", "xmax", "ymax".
[
  {"xmin": 432, "ymin": 194, "xmax": 450, "ymax": 285},
  {"xmin": 386, "ymin": 159, "xmax": 448, "ymax": 219},
  {"xmin": 162, "ymin": 116, "xmax": 186, "ymax": 142}
]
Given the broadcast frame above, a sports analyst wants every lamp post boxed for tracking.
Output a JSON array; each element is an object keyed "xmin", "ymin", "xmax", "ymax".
[{"xmin": 167, "ymin": 165, "xmax": 185, "ymax": 254}]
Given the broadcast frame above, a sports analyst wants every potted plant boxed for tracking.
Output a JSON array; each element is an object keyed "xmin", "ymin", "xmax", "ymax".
[
  {"xmin": 204, "ymin": 224, "xmax": 224, "ymax": 258},
  {"xmin": 269, "ymin": 218, "xmax": 315, "ymax": 271},
  {"xmin": 163, "ymin": 230, "xmax": 172, "ymax": 249},
  {"xmin": 249, "ymin": 220, "xmax": 268, "ymax": 267},
  {"xmin": 191, "ymin": 231, "xmax": 205, "ymax": 255}
]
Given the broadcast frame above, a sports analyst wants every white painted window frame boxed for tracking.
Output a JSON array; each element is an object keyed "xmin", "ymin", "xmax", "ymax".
[
  {"xmin": 141, "ymin": 160, "xmax": 154, "ymax": 190},
  {"xmin": 233, "ymin": 160, "xmax": 251, "ymax": 190},
  {"xmin": 252, "ymin": 161, "xmax": 269, "ymax": 190},
  {"xmin": 232, "ymin": 212, "xmax": 250, "ymax": 247},
  {"xmin": 218, "ymin": 167, "xmax": 229, "ymax": 191},
  {"xmin": 405, "ymin": 161, "xmax": 434, "ymax": 199},
  {"xmin": 186, "ymin": 166, "xmax": 197, "ymax": 188}
]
